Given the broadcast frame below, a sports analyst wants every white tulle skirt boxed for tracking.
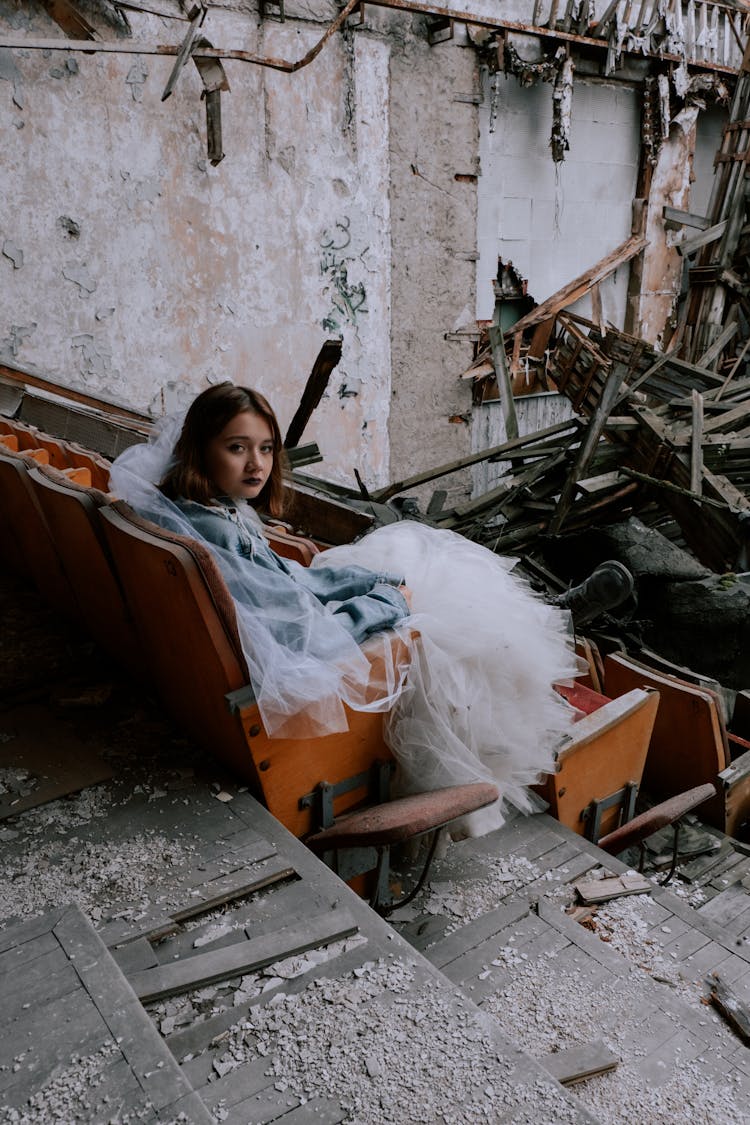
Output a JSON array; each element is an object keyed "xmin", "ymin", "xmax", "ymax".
[{"xmin": 316, "ymin": 521, "xmax": 581, "ymax": 832}]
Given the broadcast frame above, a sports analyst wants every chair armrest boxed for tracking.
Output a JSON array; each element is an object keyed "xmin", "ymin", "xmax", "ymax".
[
  {"xmin": 597, "ymin": 783, "xmax": 717, "ymax": 855},
  {"xmin": 306, "ymin": 782, "xmax": 500, "ymax": 851}
]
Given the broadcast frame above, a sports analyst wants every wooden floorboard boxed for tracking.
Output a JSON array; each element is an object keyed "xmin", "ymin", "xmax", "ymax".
[
  {"xmin": 13, "ymin": 716, "xmax": 750, "ymax": 1125},
  {"xmin": 130, "ymin": 909, "xmax": 359, "ymax": 1003},
  {"xmin": 0, "ymin": 904, "xmax": 213, "ymax": 1122}
]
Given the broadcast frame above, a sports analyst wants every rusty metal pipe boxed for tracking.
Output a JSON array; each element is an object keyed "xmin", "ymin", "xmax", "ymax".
[{"xmin": 0, "ymin": 0, "xmax": 744, "ymax": 76}]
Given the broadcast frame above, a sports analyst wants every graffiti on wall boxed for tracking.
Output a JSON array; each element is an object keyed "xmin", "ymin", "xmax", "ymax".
[{"xmin": 319, "ymin": 216, "xmax": 368, "ymax": 334}]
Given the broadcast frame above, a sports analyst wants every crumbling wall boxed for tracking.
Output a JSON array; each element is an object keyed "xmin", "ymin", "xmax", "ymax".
[
  {"xmin": 630, "ymin": 105, "xmax": 699, "ymax": 345},
  {"xmin": 476, "ymin": 71, "xmax": 640, "ymax": 325},
  {"xmin": 0, "ymin": 0, "xmax": 398, "ymax": 488}
]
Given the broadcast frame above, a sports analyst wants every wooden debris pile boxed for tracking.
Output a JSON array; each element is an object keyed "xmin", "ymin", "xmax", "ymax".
[
  {"xmin": 375, "ymin": 305, "xmax": 750, "ymax": 573},
  {"xmin": 398, "ymin": 46, "xmax": 750, "ymax": 575}
]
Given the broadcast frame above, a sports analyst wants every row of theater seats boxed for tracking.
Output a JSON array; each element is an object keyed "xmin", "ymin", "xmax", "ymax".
[
  {"xmin": 0, "ymin": 418, "xmax": 499, "ymax": 863},
  {"xmin": 3, "ymin": 415, "xmax": 749, "ymax": 852},
  {"xmin": 547, "ymin": 647, "xmax": 750, "ymax": 840}
]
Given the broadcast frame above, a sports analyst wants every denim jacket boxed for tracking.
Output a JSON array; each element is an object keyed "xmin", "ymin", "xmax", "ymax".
[{"xmin": 177, "ymin": 498, "xmax": 409, "ymax": 646}]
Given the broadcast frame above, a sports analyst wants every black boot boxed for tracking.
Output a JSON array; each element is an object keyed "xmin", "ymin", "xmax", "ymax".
[{"xmin": 551, "ymin": 560, "xmax": 634, "ymax": 627}]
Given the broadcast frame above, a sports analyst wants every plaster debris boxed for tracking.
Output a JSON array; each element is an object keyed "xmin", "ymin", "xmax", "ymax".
[
  {"xmin": 13, "ymin": 783, "xmax": 113, "ymax": 836},
  {"xmin": 482, "ymin": 930, "xmax": 749, "ymax": 1124},
  {"xmin": 2, "ymin": 240, "xmax": 23, "ymax": 269},
  {"xmin": 0, "ymin": 767, "xmax": 38, "ymax": 799},
  {"xmin": 208, "ymin": 957, "xmax": 582, "ymax": 1124},
  {"xmin": 0, "ymin": 1041, "xmax": 188, "ymax": 1124},
  {"xmin": 583, "ymin": 895, "xmax": 691, "ymax": 991},
  {"xmin": 0, "ymin": 1043, "xmax": 120, "ymax": 1124},
  {"xmin": 419, "ymin": 853, "xmax": 544, "ymax": 928},
  {"xmin": 0, "ymin": 829, "xmax": 196, "ymax": 924}
]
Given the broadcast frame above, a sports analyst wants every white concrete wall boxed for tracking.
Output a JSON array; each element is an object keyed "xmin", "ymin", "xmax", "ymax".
[
  {"xmin": 0, "ymin": 2, "xmax": 396, "ymax": 488},
  {"xmin": 476, "ymin": 71, "xmax": 641, "ymax": 326}
]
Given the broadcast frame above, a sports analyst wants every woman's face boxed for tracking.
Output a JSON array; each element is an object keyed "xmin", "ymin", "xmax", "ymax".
[{"xmin": 204, "ymin": 410, "xmax": 274, "ymax": 500}]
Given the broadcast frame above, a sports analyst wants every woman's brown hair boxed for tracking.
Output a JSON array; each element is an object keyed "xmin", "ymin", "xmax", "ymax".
[{"xmin": 160, "ymin": 383, "xmax": 288, "ymax": 517}]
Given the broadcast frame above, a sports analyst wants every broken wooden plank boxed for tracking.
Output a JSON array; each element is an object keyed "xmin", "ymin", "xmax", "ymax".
[
  {"xmin": 202, "ymin": 84, "xmax": 224, "ymax": 165},
  {"xmin": 372, "ymin": 418, "xmax": 579, "ymax": 502},
  {"xmin": 708, "ymin": 972, "xmax": 750, "ymax": 1044},
  {"xmin": 508, "ymin": 235, "xmax": 647, "ymax": 337},
  {"xmin": 99, "ymin": 855, "xmax": 295, "ymax": 948},
  {"xmin": 41, "ymin": 0, "xmax": 100, "ymax": 39},
  {"xmin": 696, "ymin": 320, "xmax": 739, "ymax": 368},
  {"xmin": 574, "ymin": 873, "xmax": 652, "ymax": 904},
  {"xmin": 541, "ymin": 1041, "xmax": 619, "ymax": 1085},
  {"xmin": 161, "ymin": 4, "xmax": 206, "ymax": 101},
  {"xmin": 663, "ymin": 206, "xmax": 711, "ymax": 231},
  {"xmin": 129, "ymin": 909, "xmax": 359, "ymax": 1003},
  {"xmin": 284, "ymin": 340, "xmax": 343, "ymax": 450},
  {"xmin": 691, "ymin": 389, "xmax": 704, "ymax": 494},
  {"xmin": 548, "ymin": 361, "xmax": 624, "ymax": 532},
  {"xmin": 714, "ymin": 335, "xmax": 750, "ymax": 400},
  {"xmin": 488, "ymin": 318, "xmax": 518, "ymax": 441},
  {"xmin": 678, "ymin": 220, "xmax": 728, "ymax": 256},
  {"xmin": 170, "ymin": 856, "xmax": 295, "ymax": 921},
  {"xmin": 702, "ymin": 397, "xmax": 750, "ymax": 435}
]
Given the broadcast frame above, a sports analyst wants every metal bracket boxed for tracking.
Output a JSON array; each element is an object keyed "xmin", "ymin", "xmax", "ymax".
[
  {"xmin": 299, "ymin": 759, "xmax": 393, "ymax": 830},
  {"xmin": 583, "ymin": 781, "xmax": 638, "ymax": 844}
]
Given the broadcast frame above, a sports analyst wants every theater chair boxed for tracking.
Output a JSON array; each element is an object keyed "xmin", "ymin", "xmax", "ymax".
[
  {"xmin": 603, "ymin": 651, "xmax": 750, "ymax": 836},
  {"xmin": 0, "ymin": 445, "xmax": 79, "ymax": 617},
  {"xmin": 98, "ymin": 501, "xmax": 499, "ymax": 908},
  {"xmin": 26, "ymin": 463, "xmax": 141, "ymax": 678},
  {"xmin": 535, "ymin": 682, "xmax": 660, "ymax": 842}
]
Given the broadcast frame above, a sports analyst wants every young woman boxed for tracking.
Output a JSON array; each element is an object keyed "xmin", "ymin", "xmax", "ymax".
[{"xmin": 110, "ymin": 382, "xmax": 581, "ymax": 830}]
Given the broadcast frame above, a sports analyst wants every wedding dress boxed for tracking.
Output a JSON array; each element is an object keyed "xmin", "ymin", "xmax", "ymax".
[{"xmin": 110, "ymin": 417, "xmax": 581, "ymax": 829}]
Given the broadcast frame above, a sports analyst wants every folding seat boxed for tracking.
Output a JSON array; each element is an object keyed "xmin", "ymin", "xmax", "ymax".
[
  {"xmin": 603, "ymin": 651, "xmax": 750, "ymax": 835},
  {"xmin": 0, "ymin": 446, "xmax": 78, "ymax": 617},
  {"xmin": 26, "ymin": 464, "xmax": 140, "ymax": 677},
  {"xmin": 534, "ymin": 686, "xmax": 660, "ymax": 841}
]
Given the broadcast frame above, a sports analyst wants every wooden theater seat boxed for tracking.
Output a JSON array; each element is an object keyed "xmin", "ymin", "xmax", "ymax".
[
  {"xmin": 0, "ymin": 446, "xmax": 78, "ymax": 617},
  {"xmin": 26, "ymin": 464, "xmax": 140, "ymax": 677},
  {"xmin": 535, "ymin": 687, "xmax": 660, "ymax": 841},
  {"xmin": 262, "ymin": 523, "xmax": 320, "ymax": 567},
  {"xmin": 0, "ymin": 417, "xmax": 111, "ymax": 490},
  {"xmin": 97, "ymin": 501, "xmax": 496, "ymax": 865},
  {"xmin": 602, "ymin": 651, "xmax": 750, "ymax": 833}
]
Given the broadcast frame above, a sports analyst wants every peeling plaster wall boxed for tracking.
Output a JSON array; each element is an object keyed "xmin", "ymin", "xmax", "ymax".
[
  {"xmin": 476, "ymin": 72, "xmax": 640, "ymax": 325},
  {"xmin": 632, "ymin": 106, "xmax": 699, "ymax": 345},
  {"xmin": 388, "ymin": 25, "xmax": 478, "ymax": 507},
  {"xmin": 0, "ymin": 1, "xmax": 396, "ymax": 488}
]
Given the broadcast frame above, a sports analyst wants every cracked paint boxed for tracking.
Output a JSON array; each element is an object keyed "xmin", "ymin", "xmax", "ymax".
[
  {"xmin": 62, "ymin": 264, "xmax": 97, "ymax": 296},
  {"xmin": 2, "ymin": 241, "xmax": 23, "ymax": 269}
]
